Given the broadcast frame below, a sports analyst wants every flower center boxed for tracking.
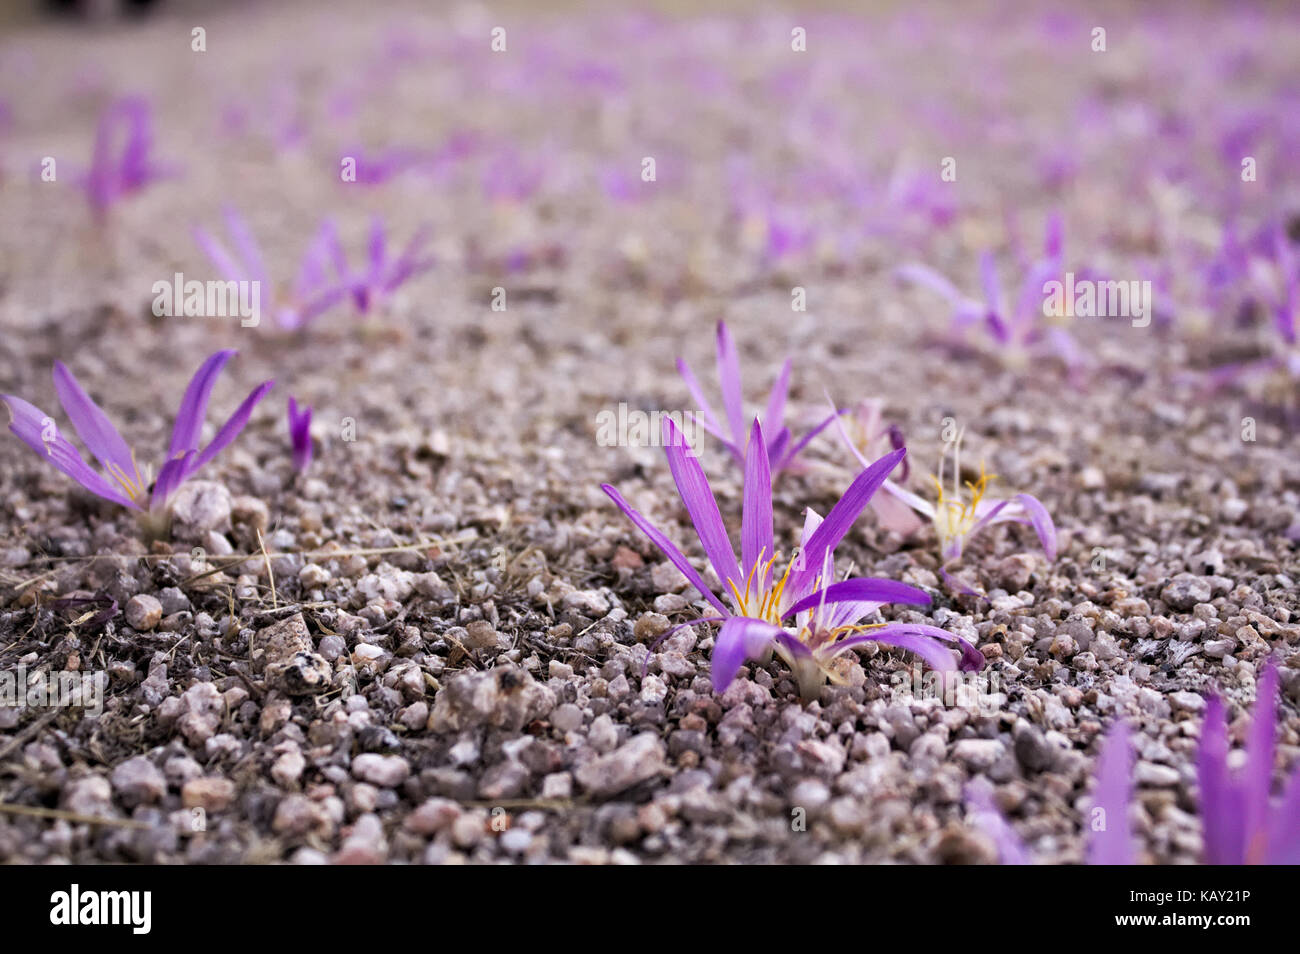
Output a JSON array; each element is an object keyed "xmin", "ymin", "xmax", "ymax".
[
  {"xmin": 104, "ymin": 450, "xmax": 149, "ymax": 504},
  {"xmin": 726, "ymin": 549, "xmax": 797, "ymax": 626},
  {"xmin": 930, "ymin": 463, "xmax": 995, "ymax": 553}
]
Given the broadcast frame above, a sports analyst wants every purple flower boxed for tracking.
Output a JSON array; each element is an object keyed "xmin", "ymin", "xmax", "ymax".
[
  {"xmin": 969, "ymin": 722, "xmax": 1136, "ymax": 865},
  {"xmin": 1198, "ymin": 661, "xmax": 1300, "ymax": 864},
  {"xmin": 80, "ymin": 97, "xmax": 174, "ymax": 222},
  {"xmin": 1, "ymin": 350, "xmax": 273, "ymax": 520},
  {"xmin": 287, "ymin": 397, "xmax": 313, "ymax": 473},
  {"xmin": 193, "ymin": 208, "xmax": 350, "ymax": 331},
  {"xmin": 326, "ymin": 217, "xmax": 434, "ymax": 316},
  {"xmin": 972, "ymin": 663, "xmax": 1300, "ymax": 865},
  {"xmin": 602, "ymin": 418, "xmax": 981, "ymax": 699},
  {"xmin": 897, "ymin": 214, "xmax": 1088, "ymax": 376},
  {"xmin": 1208, "ymin": 226, "xmax": 1300, "ymax": 393},
  {"xmin": 677, "ymin": 321, "xmax": 839, "ymax": 475},
  {"xmin": 873, "ymin": 427, "xmax": 1056, "ymax": 570}
]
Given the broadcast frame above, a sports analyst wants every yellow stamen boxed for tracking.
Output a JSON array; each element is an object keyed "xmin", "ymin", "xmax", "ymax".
[
  {"xmin": 929, "ymin": 456, "xmax": 997, "ymax": 552},
  {"xmin": 103, "ymin": 449, "xmax": 148, "ymax": 503},
  {"xmin": 726, "ymin": 549, "xmax": 798, "ymax": 625}
]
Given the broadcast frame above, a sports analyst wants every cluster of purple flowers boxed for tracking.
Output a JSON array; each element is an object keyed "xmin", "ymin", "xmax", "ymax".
[
  {"xmin": 972, "ymin": 662, "xmax": 1299, "ymax": 865},
  {"xmin": 3, "ymin": 8, "xmax": 1295, "ymax": 869},
  {"xmin": 604, "ymin": 321, "xmax": 1054, "ymax": 698}
]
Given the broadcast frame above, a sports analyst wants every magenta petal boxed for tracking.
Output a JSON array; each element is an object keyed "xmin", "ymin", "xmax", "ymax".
[
  {"xmin": 1243, "ymin": 662, "xmax": 1279, "ymax": 861},
  {"xmin": 185, "ymin": 380, "xmax": 275, "ymax": 477},
  {"xmin": 600, "ymin": 483, "xmax": 729, "ymax": 617},
  {"xmin": 979, "ymin": 251, "xmax": 1003, "ymax": 316},
  {"xmin": 1013, "ymin": 493, "xmax": 1057, "ymax": 561},
  {"xmin": 967, "ymin": 782, "xmax": 1031, "ymax": 865},
  {"xmin": 297, "ymin": 221, "xmax": 340, "ymax": 296},
  {"xmin": 871, "ymin": 489, "xmax": 925, "ymax": 536},
  {"xmin": 1266, "ymin": 767, "xmax": 1300, "ymax": 864},
  {"xmin": 828, "ymin": 622, "xmax": 977, "ymax": 673},
  {"xmin": 193, "ymin": 226, "xmax": 249, "ymax": 285},
  {"xmin": 222, "ymin": 206, "xmax": 268, "ymax": 287},
  {"xmin": 711, "ymin": 616, "xmax": 782, "ymax": 693},
  {"xmin": 295, "ymin": 284, "xmax": 350, "ymax": 328},
  {"xmin": 367, "ymin": 216, "xmax": 386, "ymax": 275},
  {"xmin": 896, "ymin": 263, "xmax": 966, "ymax": 307},
  {"xmin": 288, "ymin": 396, "xmax": 313, "ymax": 472},
  {"xmin": 740, "ymin": 419, "xmax": 773, "ymax": 586},
  {"xmin": 1086, "ymin": 722, "xmax": 1136, "ymax": 865},
  {"xmin": 773, "ymin": 406, "xmax": 841, "ymax": 472},
  {"xmin": 714, "ymin": 321, "xmax": 746, "ymax": 446},
  {"xmin": 662, "ymin": 417, "xmax": 743, "ymax": 592},
  {"xmin": 385, "ymin": 224, "xmax": 434, "ymax": 291},
  {"xmin": 675, "ymin": 357, "xmax": 725, "ymax": 440},
  {"xmin": 322, "ymin": 219, "xmax": 349, "ymax": 282},
  {"xmin": 1198, "ymin": 694, "xmax": 1243, "ymax": 865},
  {"xmin": 766, "ymin": 427, "xmax": 791, "ymax": 471},
  {"xmin": 1, "ymin": 394, "xmax": 139, "ymax": 509},
  {"xmin": 684, "ymin": 408, "xmax": 730, "ymax": 447},
  {"xmin": 52, "ymin": 361, "xmax": 135, "ymax": 480},
  {"xmin": 169, "ymin": 350, "xmax": 236, "ymax": 457},
  {"xmin": 151, "ymin": 450, "xmax": 194, "ymax": 510},
  {"xmin": 783, "ymin": 577, "xmax": 930, "ymax": 619},
  {"xmin": 762, "ymin": 358, "xmax": 792, "ymax": 438},
  {"xmin": 787, "ymin": 447, "xmax": 905, "ymax": 599},
  {"xmin": 1043, "ymin": 210, "xmax": 1064, "ymax": 261}
]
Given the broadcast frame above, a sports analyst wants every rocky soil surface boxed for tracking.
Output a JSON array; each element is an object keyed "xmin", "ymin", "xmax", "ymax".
[{"xmin": 0, "ymin": 1, "xmax": 1297, "ymax": 863}]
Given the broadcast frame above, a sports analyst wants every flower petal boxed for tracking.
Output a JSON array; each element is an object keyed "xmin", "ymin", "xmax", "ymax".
[
  {"xmin": 714, "ymin": 321, "xmax": 746, "ymax": 446},
  {"xmin": 762, "ymin": 358, "xmax": 791, "ymax": 438},
  {"xmin": 782, "ymin": 577, "xmax": 930, "ymax": 620},
  {"xmin": 675, "ymin": 357, "xmax": 726, "ymax": 440},
  {"xmin": 1, "ymin": 394, "xmax": 139, "ymax": 509},
  {"xmin": 971, "ymin": 493, "xmax": 1057, "ymax": 561},
  {"xmin": 1265, "ymin": 765, "xmax": 1300, "ymax": 865},
  {"xmin": 151, "ymin": 450, "xmax": 194, "ymax": 510},
  {"xmin": 1244, "ymin": 661, "xmax": 1279, "ymax": 861},
  {"xmin": 52, "ymin": 361, "xmax": 135, "ymax": 480},
  {"xmin": 1086, "ymin": 722, "xmax": 1136, "ymax": 865},
  {"xmin": 772, "ymin": 406, "xmax": 842, "ymax": 473},
  {"xmin": 367, "ymin": 216, "xmax": 386, "ymax": 275},
  {"xmin": 1013, "ymin": 493, "xmax": 1057, "ymax": 561},
  {"xmin": 1198, "ymin": 694, "xmax": 1244, "ymax": 864},
  {"xmin": 711, "ymin": 616, "xmax": 782, "ymax": 693},
  {"xmin": 896, "ymin": 263, "xmax": 967, "ymax": 307},
  {"xmin": 193, "ymin": 226, "xmax": 249, "ymax": 285},
  {"xmin": 825, "ymin": 622, "xmax": 980, "ymax": 673},
  {"xmin": 288, "ymin": 396, "xmax": 313, "ymax": 472},
  {"xmin": 185, "ymin": 380, "xmax": 275, "ymax": 478},
  {"xmin": 741, "ymin": 419, "xmax": 773, "ymax": 586},
  {"xmin": 662, "ymin": 416, "xmax": 743, "ymax": 592},
  {"xmin": 787, "ymin": 447, "xmax": 905, "ymax": 600},
  {"xmin": 601, "ymin": 483, "xmax": 728, "ymax": 616},
  {"xmin": 384, "ymin": 224, "xmax": 434, "ymax": 291},
  {"xmin": 967, "ymin": 782, "xmax": 1031, "ymax": 865},
  {"xmin": 979, "ymin": 251, "xmax": 1004, "ymax": 317},
  {"xmin": 168, "ymin": 350, "xmax": 236, "ymax": 458},
  {"xmin": 221, "ymin": 206, "xmax": 268, "ymax": 288},
  {"xmin": 871, "ymin": 488, "xmax": 925, "ymax": 536}
]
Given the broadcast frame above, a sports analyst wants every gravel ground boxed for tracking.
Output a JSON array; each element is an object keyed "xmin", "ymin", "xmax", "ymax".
[{"xmin": 0, "ymin": 1, "xmax": 1297, "ymax": 864}]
